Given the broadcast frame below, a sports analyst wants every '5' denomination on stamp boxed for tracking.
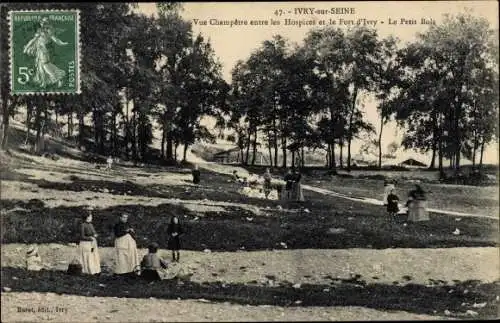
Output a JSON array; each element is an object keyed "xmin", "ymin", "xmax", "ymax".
[{"xmin": 9, "ymin": 10, "xmax": 81, "ymax": 95}]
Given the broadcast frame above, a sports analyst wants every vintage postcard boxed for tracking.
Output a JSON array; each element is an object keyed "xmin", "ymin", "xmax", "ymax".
[{"xmin": 0, "ymin": 1, "xmax": 498, "ymax": 322}]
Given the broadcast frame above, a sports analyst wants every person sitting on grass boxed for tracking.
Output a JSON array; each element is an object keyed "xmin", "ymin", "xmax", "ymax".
[
  {"xmin": 192, "ymin": 164, "xmax": 201, "ymax": 184},
  {"xmin": 167, "ymin": 215, "xmax": 183, "ymax": 262},
  {"xmin": 386, "ymin": 189, "xmax": 400, "ymax": 219},
  {"xmin": 26, "ymin": 245, "xmax": 43, "ymax": 271},
  {"xmin": 140, "ymin": 242, "xmax": 169, "ymax": 281},
  {"xmin": 232, "ymin": 170, "xmax": 240, "ymax": 182}
]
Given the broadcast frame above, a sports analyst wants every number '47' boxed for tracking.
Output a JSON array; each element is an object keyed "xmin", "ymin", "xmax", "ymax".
[{"xmin": 274, "ymin": 9, "xmax": 283, "ymax": 16}]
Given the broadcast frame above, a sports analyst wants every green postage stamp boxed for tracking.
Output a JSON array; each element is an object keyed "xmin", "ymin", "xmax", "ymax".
[{"xmin": 9, "ymin": 10, "xmax": 81, "ymax": 95}]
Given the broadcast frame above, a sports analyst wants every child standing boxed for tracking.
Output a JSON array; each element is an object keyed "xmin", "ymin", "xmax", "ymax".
[
  {"xmin": 167, "ymin": 215, "xmax": 183, "ymax": 262},
  {"xmin": 387, "ymin": 189, "xmax": 400, "ymax": 219},
  {"xmin": 383, "ymin": 179, "xmax": 395, "ymax": 206}
]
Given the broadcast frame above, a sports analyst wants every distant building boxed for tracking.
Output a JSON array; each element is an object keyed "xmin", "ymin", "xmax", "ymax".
[
  {"xmin": 212, "ymin": 147, "xmax": 268, "ymax": 165},
  {"xmin": 398, "ymin": 158, "xmax": 427, "ymax": 168}
]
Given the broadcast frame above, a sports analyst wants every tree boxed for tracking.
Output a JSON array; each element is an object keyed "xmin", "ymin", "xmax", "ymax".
[
  {"xmin": 374, "ymin": 36, "xmax": 400, "ymax": 169},
  {"xmin": 175, "ymin": 34, "xmax": 227, "ymax": 161},
  {"xmin": 391, "ymin": 11, "xmax": 498, "ymax": 174},
  {"xmin": 303, "ymin": 28, "xmax": 349, "ymax": 172}
]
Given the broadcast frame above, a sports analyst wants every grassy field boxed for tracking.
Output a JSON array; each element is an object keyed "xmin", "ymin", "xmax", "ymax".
[
  {"xmin": 238, "ymin": 164, "xmax": 499, "ymax": 218},
  {"xmin": 1, "ymin": 147, "xmax": 499, "ymax": 320}
]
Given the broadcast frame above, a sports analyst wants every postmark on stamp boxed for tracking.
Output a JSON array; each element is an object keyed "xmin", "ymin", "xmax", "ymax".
[{"xmin": 9, "ymin": 10, "xmax": 81, "ymax": 95}]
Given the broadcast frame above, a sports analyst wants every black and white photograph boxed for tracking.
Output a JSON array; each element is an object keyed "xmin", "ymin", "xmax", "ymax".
[{"xmin": 1, "ymin": 1, "xmax": 499, "ymax": 322}]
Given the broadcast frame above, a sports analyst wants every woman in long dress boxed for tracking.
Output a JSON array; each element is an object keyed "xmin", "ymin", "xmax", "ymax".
[
  {"xmin": 406, "ymin": 185, "xmax": 429, "ymax": 222},
  {"xmin": 22, "ymin": 17, "xmax": 68, "ymax": 88},
  {"xmin": 79, "ymin": 212, "xmax": 101, "ymax": 275},
  {"xmin": 282, "ymin": 169, "xmax": 293, "ymax": 201},
  {"xmin": 293, "ymin": 170, "xmax": 305, "ymax": 202},
  {"xmin": 113, "ymin": 213, "xmax": 140, "ymax": 275}
]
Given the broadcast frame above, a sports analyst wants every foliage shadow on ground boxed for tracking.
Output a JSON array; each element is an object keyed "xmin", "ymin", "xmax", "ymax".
[
  {"xmin": 1, "ymin": 199, "xmax": 498, "ymax": 250},
  {"xmin": 1, "ymin": 267, "xmax": 498, "ymax": 320}
]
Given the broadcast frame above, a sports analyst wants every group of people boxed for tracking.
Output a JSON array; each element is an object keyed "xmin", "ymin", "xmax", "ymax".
[
  {"xmin": 383, "ymin": 180, "xmax": 429, "ymax": 222},
  {"xmin": 231, "ymin": 168, "xmax": 305, "ymax": 202},
  {"xmin": 64, "ymin": 211, "xmax": 184, "ymax": 280},
  {"xmin": 281, "ymin": 168, "xmax": 305, "ymax": 202}
]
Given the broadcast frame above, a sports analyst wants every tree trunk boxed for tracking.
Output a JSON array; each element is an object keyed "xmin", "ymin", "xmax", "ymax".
[
  {"xmin": 291, "ymin": 150, "xmax": 295, "ymax": 168},
  {"xmin": 183, "ymin": 144, "xmax": 188, "ymax": 162},
  {"xmin": 78, "ymin": 112, "xmax": 85, "ymax": 147},
  {"xmin": 112, "ymin": 111, "xmax": 117, "ymax": 155},
  {"xmin": 166, "ymin": 135, "xmax": 173, "ymax": 161},
  {"xmin": 55, "ymin": 108, "xmax": 59, "ymax": 131},
  {"xmin": 174, "ymin": 141, "xmax": 179, "ymax": 162},
  {"xmin": 329, "ymin": 108, "xmax": 337, "ymax": 172},
  {"xmin": 25, "ymin": 100, "xmax": 33, "ymax": 145},
  {"xmin": 124, "ymin": 95, "xmax": 130, "ymax": 158},
  {"xmin": 347, "ymin": 88, "xmax": 358, "ymax": 170},
  {"xmin": 378, "ymin": 116, "xmax": 384, "ymax": 169},
  {"xmin": 430, "ymin": 107, "xmax": 438, "ymax": 170},
  {"xmin": 0, "ymin": 92, "xmax": 11, "ymax": 150},
  {"xmin": 67, "ymin": 110, "xmax": 73, "ymax": 139},
  {"xmin": 430, "ymin": 144, "xmax": 436, "ymax": 170},
  {"xmin": 132, "ymin": 110, "xmax": 137, "ymax": 162},
  {"xmin": 139, "ymin": 113, "xmax": 148, "ymax": 161},
  {"xmin": 267, "ymin": 133, "xmax": 273, "ymax": 167},
  {"xmin": 33, "ymin": 105, "xmax": 42, "ymax": 154},
  {"xmin": 471, "ymin": 130, "xmax": 478, "ymax": 168},
  {"xmin": 1, "ymin": 99, "xmax": 11, "ymax": 150},
  {"xmin": 301, "ymin": 146, "xmax": 305, "ymax": 168},
  {"xmin": 245, "ymin": 129, "xmax": 251, "ymax": 165},
  {"xmin": 326, "ymin": 145, "xmax": 330, "ymax": 167},
  {"xmin": 251, "ymin": 129, "xmax": 257, "ymax": 165},
  {"xmin": 273, "ymin": 119, "xmax": 278, "ymax": 167},
  {"xmin": 430, "ymin": 108, "xmax": 438, "ymax": 170},
  {"xmin": 479, "ymin": 138, "xmax": 485, "ymax": 169},
  {"xmin": 339, "ymin": 143, "xmax": 344, "ymax": 168},
  {"xmin": 438, "ymin": 130, "xmax": 444, "ymax": 178},
  {"xmin": 161, "ymin": 127, "xmax": 166, "ymax": 158},
  {"xmin": 281, "ymin": 136, "xmax": 287, "ymax": 168}
]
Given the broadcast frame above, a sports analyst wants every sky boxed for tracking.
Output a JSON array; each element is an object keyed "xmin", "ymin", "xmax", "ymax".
[{"xmin": 135, "ymin": 1, "xmax": 499, "ymax": 164}]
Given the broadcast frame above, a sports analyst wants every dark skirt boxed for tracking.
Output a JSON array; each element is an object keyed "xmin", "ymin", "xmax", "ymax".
[
  {"xmin": 387, "ymin": 202, "xmax": 399, "ymax": 213},
  {"xmin": 264, "ymin": 179, "xmax": 271, "ymax": 192},
  {"xmin": 141, "ymin": 269, "xmax": 161, "ymax": 281},
  {"xmin": 168, "ymin": 236, "xmax": 181, "ymax": 250}
]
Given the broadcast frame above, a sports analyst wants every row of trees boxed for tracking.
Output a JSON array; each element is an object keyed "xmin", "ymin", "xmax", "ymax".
[
  {"xmin": 228, "ymin": 12, "xmax": 498, "ymax": 174},
  {"xmin": 0, "ymin": 3, "xmax": 228, "ymax": 163},
  {"xmin": 0, "ymin": 4, "xmax": 498, "ymax": 173}
]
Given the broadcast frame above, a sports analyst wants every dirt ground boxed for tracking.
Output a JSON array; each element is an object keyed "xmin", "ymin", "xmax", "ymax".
[
  {"xmin": 1, "ymin": 292, "xmax": 449, "ymax": 322},
  {"xmin": 1, "ymin": 148, "xmax": 499, "ymax": 321}
]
